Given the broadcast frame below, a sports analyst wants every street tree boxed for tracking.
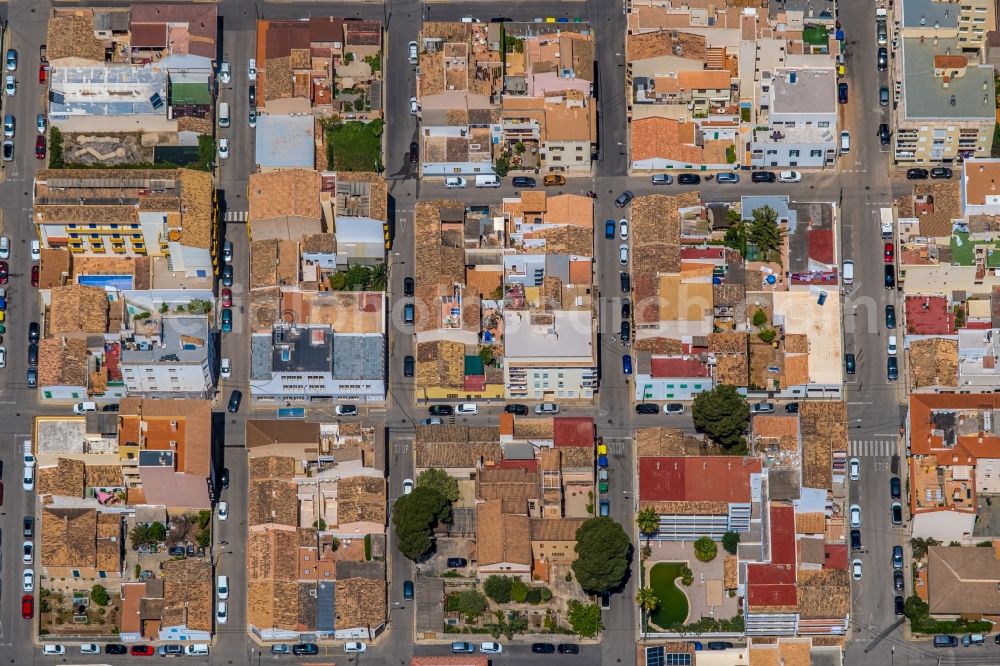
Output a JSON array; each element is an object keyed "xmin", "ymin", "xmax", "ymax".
[
  {"xmin": 572, "ymin": 517, "xmax": 632, "ymax": 593},
  {"xmin": 691, "ymin": 384, "xmax": 750, "ymax": 450},
  {"xmin": 416, "ymin": 467, "xmax": 460, "ymax": 503},
  {"xmin": 392, "ymin": 486, "xmax": 450, "ymax": 561}
]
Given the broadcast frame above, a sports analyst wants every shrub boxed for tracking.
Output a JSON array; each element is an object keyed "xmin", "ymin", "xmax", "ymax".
[
  {"xmin": 752, "ymin": 308, "xmax": 768, "ymax": 328},
  {"xmin": 694, "ymin": 536, "xmax": 718, "ymax": 562},
  {"xmin": 680, "ymin": 566, "xmax": 694, "ymax": 586},
  {"xmin": 484, "ymin": 575, "xmax": 513, "ymax": 604},
  {"xmin": 511, "ymin": 579, "xmax": 529, "ymax": 603},
  {"xmin": 446, "ymin": 590, "xmax": 487, "ymax": 620},
  {"xmin": 758, "ymin": 328, "xmax": 777, "ymax": 344},
  {"xmin": 722, "ymin": 531, "xmax": 740, "ymax": 555},
  {"xmin": 90, "ymin": 585, "xmax": 110, "ymax": 607}
]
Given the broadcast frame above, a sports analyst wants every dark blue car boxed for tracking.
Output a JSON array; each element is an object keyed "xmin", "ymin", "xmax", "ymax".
[{"xmin": 605, "ymin": 219, "xmax": 616, "ymax": 239}]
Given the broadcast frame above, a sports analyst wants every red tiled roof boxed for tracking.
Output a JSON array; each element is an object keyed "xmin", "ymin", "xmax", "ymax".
[
  {"xmin": 498, "ymin": 458, "xmax": 539, "ymax": 472},
  {"xmin": 680, "ymin": 247, "xmax": 725, "ymax": 261},
  {"xmin": 553, "ymin": 417, "xmax": 594, "ymax": 448},
  {"xmin": 808, "ymin": 229, "xmax": 834, "ymax": 266},
  {"xmin": 908, "ymin": 393, "xmax": 1000, "ymax": 456},
  {"xmin": 824, "ymin": 544, "xmax": 849, "ymax": 570},
  {"xmin": 905, "ymin": 295, "xmax": 955, "ymax": 335},
  {"xmin": 639, "ymin": 456, "xmax": 761, "ymax": 503},
  {"xmin": 746, "ymin": 504, "xmax": 798, "ymax": 609},
  {"xmin": 650, "ymin": 358, "xmax": 711, "ymax": 378},
  {"xmin": 131, "ymin": 23, "xmax": 167, "ymax": 48}
]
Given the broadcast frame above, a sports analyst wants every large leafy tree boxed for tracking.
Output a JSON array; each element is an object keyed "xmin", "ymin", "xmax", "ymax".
[
  {"xmin": 484, "ymin": 575, "xmax": 514, "ymax": 604},
  {"xmin": 416, "ymin": 468, "xmax": 460, "ymax": 502},
  {"xmin": 691, "ymin": 384, "xmax": 750, "ymax": 450},
  {"xmin": 748, "ymin": 205, "xmax": 784, "ymax": 263},
  {"xmin": 571, "ymin": 517, "xmax": 632, "ymax": 593},
  {"xmin": 567, "ymin": 601, "xmax": 603, "ymax": 638},
  {"xmin": 392, "ymin": 486, "xmax": 450, "ymax": 561}
]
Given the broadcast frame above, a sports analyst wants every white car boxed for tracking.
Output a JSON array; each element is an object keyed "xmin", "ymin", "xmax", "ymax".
[
  {"xmin": 849, "ymin": 457, "xmax": 860, "ymax": 481},
  {"xmin": 345, "ymin": 642, "xmax": 368, "ymax": 653},
  {"xmin": 0, "ymin": 346, "xmax": 6, "ymax": 368},
  {"xmin": 216, "ymin": 601, "xmax": 228, "ymax": 624},
  {"xmin": 248, "ymin": 58, "xmax": 257, "ymax": 81},
  {"xmin": 410, "ymin": 96, "xmax": 418, "ymax": 115},
  {"xmin": 480, "ymin": 642, "xmax": 503, "ymax": 654},
  {"xmin": 619, "ymin": 244, "xmax": 629, "ymax": 265},
  {"xmin": 778, "ymin": 170, "xmax": 802, "ymax": 183},
  {"xmin": 849, "ymin": 504, "xmax": 862, "ymax": 528},
  {"xmin": 3, "ymin": 115, "xmax": 13, "ymax": 138},
  {"xmin": 220, "ymin": 357, "xmax": 231, "ymax": 379},
  {"xmin": 23, "ymin": 569, "xmax": 33, "ymax": 592},
  {"xmin": 851, "ymin": 558, "xmax": 863, "ymax": 580},
  {"xmin": 79, "ymin": 644, "xmax": 100, "ymax": 654},
  {"xmin": 30, "ymin": 240, "xmax": 40, "ymax": 261},
  {"xmin": 888, "ymin": 335, "xmax": 897, "ymax": 356},
  {"xmin": 218, "ymin": 138, "xmax": 229, "ymax": 160},
  {"xmin": 619, "ymin": 219, "xmax": 629, "ymax": 240},
  {"xmin": 402, "ymin": 478, "xmax": 414, "ymax": 495},
  {"xmin": 534, "ymin": 403, "xmax": 560, "ymax": 415},
  {"xmin": 218, "ymin": 501, "xmax": 229, "ymax": 521},
  {"xmin": 23, "ymin": 465, "xmax": 34, "ymax": 491},
  {"xmin": 408, "ymin": 41, "xmax": 418, "ymax": 65},
  {"xmin": 23, "ymin": 541, "xmax": 32, "ymax": 564},
  {"xmin": 4, "ymin": 76, "xmax": 15, "ymax": 96},
  {"xmin": 23, "ymin": 448, "xmax": 35, "ymax": 468},
  {"xmin": 456, "ymin": 403, "xmax": 478, "ymax": 415},
  {"xmin": 41, "ymin": 645, "xmax": 65, "ymax": 656},
  {"xmin": 335, "ymin": 404, "xmax": 359, "ymax": 416},
  {"xmin": 219, "ymin": 62, "xmax": 231, "ymax": 84}
]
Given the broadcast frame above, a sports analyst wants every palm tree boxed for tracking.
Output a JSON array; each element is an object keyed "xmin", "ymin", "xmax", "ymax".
[
  {"xmin": 637, "ymin": 507, "xmax": 659, "ymax": 545},
  {"xmin": 635, "ymin": 587, "xmax": 659, "ymax": 637},
  {"xmin": 369, "ymin": 262, "xmax": 388, "ymax": 291}
]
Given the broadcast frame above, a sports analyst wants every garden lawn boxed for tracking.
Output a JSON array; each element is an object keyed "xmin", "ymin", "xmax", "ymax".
[
  {"xmin": 648, "ymin": 562, "xmax": 689, "ymax": 628},
  {"xmin": 326, "ymin": 120, "xmax": 383, "ymax": 172}
]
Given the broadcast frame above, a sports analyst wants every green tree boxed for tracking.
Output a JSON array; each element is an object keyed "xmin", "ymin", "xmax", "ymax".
[
  {"xmin": 511, "ymin": 579, "xmax": 529, "ymax": 603},
  {"xmin": 571, "ymin": 517, "xmax": 632, "ymax": 593},
  {"xmin": 910, "ymin": 536, "xmax": 941, "ymax": 559},
  {"xmin": 392, "ymin": 486, "xmax": 450, "ymax": 561},
  {"xmin": 446, "ymin": 590, "xmax": 488, "ymax": 620},
  {"xmin": 196, "ymin": 134, "xmax": 215, "ymax": 171},
  {"xmin": 90, "ymin": 584, "xmax": 110, "ymax": 606},
  {"xmin": 196, "ymin": 526, "xmax": 211, "ymax": 549},
  {"xmin": 636, "ymin": 507, "xmax": 659, "ymax": 545},
  {"xmin": 751, "ymin": 308, "xmax": 768, "ymax": 328},
  {"xmin": 479, "ymin": 345, "xmax": 497, "ymax": 367},
  {"xmin": 567, "ymin": 601, "xmax": 603, "ymax": 638},
  {"xmin": 722, "ymin": 531, "xmax": 740, "ymax": 555},
  {"xmin": 369, "ymin": 262, "xmax": 388, "ymax": 291},
  {"xmin": 723, "ymin": 221, "xmax": 746, "ymax": 255},
  {"xmin": 694, "ymin": 536, "xmax": 718, "ymax": 562},
  {"xmin": 494, "ymin": 156, "xmax": 510, "ymax": 177},
  {"xmin": 484, "ymin": 575, "xmax": 513, "ymax": 604},
  {"xmin": 49, "ymin": 126, "xmax": 64, "ymax": 169},
  {"xmin": 416, "ymin": 468, "xmax": 460, "ymax": 503},
  {"xmin": 514, "ymin": 141, "xmax": 526, "ymax": 154},
  {"xmin": 635, "ymin": 587, "xmax": 659, "ymax": 614},
  {"xmin": 725, "ymin": 145, "xmax": 736, "ymax": 164},
  {"xmin": 680, "ymin": 565, "xmax": 694, "ymax": 586},
  {"xmin": 758, "ymin": 328, "xmax": 777, "ymax": 344},
  {"xmin": 748, "ymin": 205, "xmax": 784, "ymax": 263},
  {"xmin": 692, "ymin": 384, "xmax": 750, "ymax": 450},
  {"xmin": 148, "ymin": 522, "xmax": 167, "ymax": 542}
]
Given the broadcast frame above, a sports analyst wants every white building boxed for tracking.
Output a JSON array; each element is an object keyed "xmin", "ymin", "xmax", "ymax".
[
  {"xmin": 750, "ymin": 68, "xmax": 838, "ymax": 168},
  {"xmin": 120, "ymin": 316, "xmax": 214, "ymax": 397}
]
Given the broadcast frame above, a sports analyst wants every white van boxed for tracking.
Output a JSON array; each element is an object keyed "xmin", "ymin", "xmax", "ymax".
[
  {"xmin": 186, "ymin": 644, "xmax": 210, "ymax": 656},
  {"xmin": 475, "ymin": 174, "xmax": 501, "ymax": 188},
  {"xmin": 217, "ymin": 575, "xmax": 229, "ymax": 600},
  {"xmin": 408, "ymin": 41, "xmax": 418, "ymax": 65},
  {"xmin": 842, "ymin": 260, "xmax": 854, "ymax": 285},
  {"xmin": 840, "ymin": 130, "xmax": 850, "ymax": 154},
  {"xmin": 72, "ymin": 401, "xmax": 97, "ymax": 414},
  {"xmin": 0, "ymin": 235, "xmax": 9, "ymax": 259},
  {"xmin": 445, "ymin": 176, "xmax": 467, "ymax": 189},
  {"xmin": 218, "ymin": 62, "xmax": 231, "ymax": 84},
  {"xmin": 218, "ymin": 102, "xmax": 230, "ymax": 128}
]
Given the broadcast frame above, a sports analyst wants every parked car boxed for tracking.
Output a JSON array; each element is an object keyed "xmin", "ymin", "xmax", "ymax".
[
  {"xmin": 23, "ymin": 516, "xmax": 33, "ymax": 538},
  {"xmin": 403, "ymin": 580, "xmax": 414, "ymax": 600},
  {"xmin": 707, "ymin": 642, "xmax": 734, "ymax": 651},
  {"xmin": 838, "ymin": 82, "xmax": 848, "ymax": 103},
  {"xmin": 105, "ymin": 644, "xmax": 128, "ymax": 655},
  {"xmin": 894, "ymin": 596, "xmax": 905, "ymax": 615},
  {"xmin": 885, "ymin": 304, "xmax": 896, "ymax": 329},
  {"xmin": 906, "ymin": 168, "xmax": 929, "ymax": 180},
  {"xmin": 851, "ymin": 559, "xmax": 863, "ymax": 580},
  {"xmin": 403, "ymin": 355, "xmax": 415, "ymax": 377},
  {"xmin": 345, "ymin": 642, "xmax": 368, "ymax": 653},
  {"xmin": 420, "ymin": 417, "xmax": 442, "ymax": 426},
  {"xmin": 716, "ymin": 172, "xmax": 740, "ymax": 183},
  {"xmin": 877, "ymin": 47, "xmax": 888, "ymax": 71},
  {"xmin": 890, "ymin": 476, "xmax": 901, "ymax": 499},
  {"xmin": 619, "ymin": 218, "xmax": 629, "ymax": 240},
  {"xmin": 2, "ymin": 141, "xmax": 11, "ymax": 162},
  {"xmin": 619, "ymin": 244, "xmax": 629, "ymax": 265},
  {"xmin": 456, "ymin": 403, "xmax": 478, "ymax": 415},
  {"xmin": 409, "ymin": 97, "xmax": 418, "ymax": 114},
  {"xmin": 447, "ymin": 557, "xmax": 468, "ymax": 568},
  {"xmin": 292, "ymin": 644, "xmax": 319, "ymax": 656},
  {"xmin": 31, "ymin": 265, "xmax": 39, "ymax": 286},
  {"xmin": 893, "ymin": 569, "xmax": 905, "ymax": 592},
  {"xmin": 887, "ymin": 356, "xmax": 898, "ymax": 381},
  {"xmin": 5, "ymin": 49, "xmax": 16, "ymax": 72},
  {"xmin": 600, "ymin": 591, "xmax": 611, "ymax": 610},
  {"xmin": 41, "ymin": 645, "xmax": 65, "ymax": 656},
  {"xmin": 849, "ymin": 457, "xmax": 860, "ymax": 481},
  {"xmin": 614, "ymin": 191, "xmax": 635, "ymax": 208},
  {"xmin": 892, "ymin": 545, "xmax": 904, "ymax": 569},
  {"xmin": 542, "ymin": 174, "xmax": 566, "ymax": 187},
  {"xmin": 3, "ymin": 76, "xmax": 14, "ymax": 96},
  {"xmin": 664, "ymin": 403, "xmax": 685, "ymax": 415},
  {"xmin": 503, "ymin": 404, "xmax": 528, "ymax": 415},
  {"xmin": 534, "ymin": 403, "xmax": 560, "ymax": 415},
  {"xmin": 604, "ymin": 219, "xmax": 616, "ymax": 239},
  {"xmin": 651, "ymin": 174, "xmax": 673, "ymax": 185},
  {"xmin": 227, "ymin": 390, "xmax": 242, "ymax": 413},
  {"xmin": 635, "ymin": 404, "xmax": 659, "ymax": 415},
  {"xmin": 849, "ymin": 504, "xmax": 862, "ymax": 528},
  {"xmin": 879, "ymin": 85, "xmax": 889, "ymax": 106},
  {"xmin": 428, "ymin": 404, "xmax": 454, "ymax": 416},
  {"xmin": 850, "ymin": 529, "xmax": 862, "ymax": 551},
  {"xmin": 217, "ymin": 501, "xmax": 228, "ymax": 521},
  {"xmin": 784, "ymin": 402, "xmax": 799, "ymax": 414},
  {"xmin": 932, "ymin": 636, "xmax": 958, "ymax": 648},
  {"xmin": 751, "ymin": 171, "xmax": 776, "ymax": 183},
  {"xmin": 884, "ymin": 242, "xmax": 894, "ymax": 263},
  {"xmin": 891, "ymin": 501, "xmax": 903, "ymax": 525},
  {"xmin": 450, "ymin": 642, "xmax": 476, "ymax": 654},
  {"xmin": 221, "ymin": 265, "xmax": 233, "ymax": 287},
  {"xmin": 878, "ymin": 123, "xmax": 891, "ymax": 145},
  {"xmin": 620, "ymin": 271, "xmax": 630, "ymax": 292},
  {"xmin": 22, "ymin": 569, "xmax": 33, "ymax": 592},
  {"xmin": 335, "ymin": 404, "xmax": 358, "ymax": 416},
  {"xmin": 557, "ymin": 644, "xmax": 580, "ymax": 654},
  {"xmin": 21, "ymin": 594, "xmax": 32, "ymax": 619},
  {"xmin": 532, "ymin": 643, "xmax": 556, "ymax": 654},
  {"xmin": 930, "ymin": 167, "xmax": 953, "ymax": 179},
  {"xmin": 512, "ymin": 176, "xmax": 536, "ymax": 188},
  {"xmin": 408, "ymin": 142, "xmax": 419, "ymax": 163},
  {"xmin": 218, "ymin": 138, "xmax": 229, "ymax": 159},
  {"xmin": 677, "ymin": 173, "xmax": 701, "ymax": 185},
  {"xmin": 158, "ymin": 645, "xmax": 184, "ymax": 657},
  {"xmin": 778, "ymin": 170, "xmax": 802, "ymax": 183},
  {"xmin": 884, "ymin": 264, "xmax": 895, "ymax": 289},
  {"xmin": 599, "ymin": 500, "xmax": 610, "ymax": 516},
  {"xmin": 35, "ymin": 135, "xmax": 45, "ymax": 159},
  {"xmin": 22, "ymin": 541, "xmax": 32, "ymax": 564},
  {"xmin": 750, "ymin": 402, "xmax": 774, "ymax": 414},
  {"xmin": 221, "ymin": 308, "xmax": 232, "ymax": 333},
  {"xmin": 130, "ymin": 645, "xmax": 155, "ymax": 656}
]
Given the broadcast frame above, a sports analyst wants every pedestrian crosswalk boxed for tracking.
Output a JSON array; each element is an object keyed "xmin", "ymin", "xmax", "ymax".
[
  {"xmin": 602, "ymin": 437, "xmax": 629, "ymax": 455},
  {"xmin": 848, "ymin": 439, "xmax": 897, "ymax": 458},
  {"xmin": 224, "ymin": 210, "xmax": 248, "ymax": 222}
]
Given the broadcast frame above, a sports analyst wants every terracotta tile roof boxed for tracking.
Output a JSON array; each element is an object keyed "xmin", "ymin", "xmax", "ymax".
[
  {"xmin": 416, "ymin": 340, "xmax": 466, "ymax": 390},
  {"xmin": 38, "ymin": 458, "xmax": 86, "ymax": 498},
  {"xmin": 119, "ymin": 398, "xmax": 213, "ymax": 476},
  {"xmin": 635, "ymin": 427, "xmax": 706, "ymax": 457},
  {"xmin": 906, "ymin": 182, "xmax": 962, "ymax": 238},
  {"xmin": 41, "ymin": 506, "xmax": 97, "ymax": 568},
  {"xmin": 335, "ymin": 577, "xmax": 386, "ymax": 629},
  {"xmin": 529, "ymin": 518, "xmax": 586, "ymax": 541},
  {"xmin": 415, "ymin": 439, "xmax": 502, "ymax": 469},
  {"xmin": 39, "ymin": 248, "xmax": 71, "ymax": 289},
  {"xmin": 246, "ymin": 424, "xmax": 319, "ymax": 452},
  {"xmin": 248, "ymin": 527, "xmax": 300, "ymax": 581},
  {"xmin": 478, "ymin": 467, "xmax": 539, "ymax": 506},
  {"xmin": 513, "ymin": 419, "xmax": 554, "ymax": 440},
  {"xmin": 248, "ymin": 170, "xmax": 322, "ymax": 221},
  {"xmin": 49, "ymin": 285, "xmax": 108, "ymax": 335},
  {"xmin": 248, "ymin": 478, "xmax": 298, "ymax": 527},
  {"xmin": 96, "ymin": 512, "xmax": 122, "ymax": 571},
  {"xmin": 412, "ymin": 658, "xmax": 489, "ymax": 666},
  {"xmin": 639, "ymin": 456, "xmax": 761, "ymax": 502},
  {"xmin": 964, "ymin": 159, "xmax": 1000, "ymax": 206},
  {"xmin": 909, "ymin": 337, "xmax": 958, "ymax": 389},
  {"xmin": 753, "ymin": 415, "xmax": 799, "ymax": 439},
  {"xmin": 46, "ymin": 10, "xmax": 107, "ymax": 62},
  {"xmin": 336, "ymin": 172, "xmax": 389, "ymax": 223},
  {"xmin": 85, "ymin": 464, "xmax": 124, "ymax": 489},
  {"xmin": 476, "ymin": 499, "xmax": 531, "ymax": 566},
  {"xmin": 795, "ymin": 512, "xmax": 827, "ymax": 535},
  {"xmin": 908, "ymin": 393, "xmax": 1000, "ymax": 456},
  {"xmin": 247, "ymin": 579, "xmax": 300, "ymax": 631},
  {"xmin": 631, "ymin": 117, "xmax": 702, "ymax": 163},
  {"xmin": 336, "ymin": 476, "xmax": 386, "ymax": 526},
  {"xmin": 627, "ymin": 29, "xmax": 707, "ymax": 62},
  {"xmin": 161, "ymin": 558, "xmax": 213, "ymax": 631},
  {"xmin": 633, "ymin": 337, "xmax": 684, "ymax": 354},
  {"xmin": 800, "ymin": 401, "xmax": 847, "ymax": 489},
  {"xmin": 37, "ymin": 337, "xmax": 89, "ymax": 389},
  {"xmin": 797, "ymin": 569, "xmax": 850, "ymax": 619},
  {"xmin": 560, "ymin": 447, "xmax": 593, "ymax": 469},
  {"xmin": 176, "ymin": 170, "xmax": 214, "ymax": 250}
]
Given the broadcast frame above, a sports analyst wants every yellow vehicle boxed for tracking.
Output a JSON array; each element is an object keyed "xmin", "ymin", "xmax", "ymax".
[{"xmin": 543, "ymin": 174, "xmax": 566, "ymax": 187}]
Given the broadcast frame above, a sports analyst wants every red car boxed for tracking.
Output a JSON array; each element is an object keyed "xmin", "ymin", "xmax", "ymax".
[
  {"xmin": 884, "ymin": 242, "xmax": 894, "ymax": 263},
  {"xmin": 221, "ymin": 287, "xmax": 232, "ymax": 308},
  {"xmin": 38, "ymin": 64, "xmax": 48, "ymax": 85},
  {"xmin": 21, "ymin": 594, "xmax": 33, "ymax": 619},
  {"xmin": 0, "ymin": 261, "xmax": 8, "ymax": 285},
  {"xmin": 31, "ymin": 265, "xmax": 39, "ymax": 287},
  {"xmin": 35, "ymin": 135, "xmax": 46, "ymax": 160},
  {"xmin": 130, "ymin": 645, "xmax": 155, "ymax": 656}
]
